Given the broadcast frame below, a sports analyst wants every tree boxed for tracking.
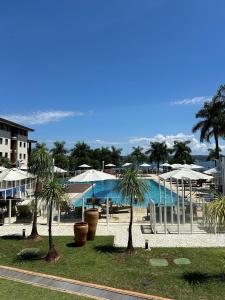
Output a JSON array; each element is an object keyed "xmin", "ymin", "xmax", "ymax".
[
  {"xmin": 39, "ymin": 179, "xmax": 67, "ymax": 261},
  {"xmin": 116, "ymin": 168, "xmax": 150, "ymax": 254},
  {"xmin": 207, "ymin": 147, "xmax": 222, "ymax": 161},
  {"xmin": 50, "ymin": 141, "xmax": 69, "ymax": 170},
  {"xmin": 28, "ymin": 144, "xmax": 53, "ymax": 240},
  {"xmin": 205, "ymin": 193, "xmax": 225, "ymax": 232},
  {"xmin": 0, "ymin": 157, "xmax": 11, "ymax": 168},
  {"xmin": 110, "ymin": 146, "xmax": 122, "ymax": 165},
  {"xmin": 130, "ymin": 146, "xmax": 146, "ymax": 165},
  {"xmin": 146, "ymin": 142, "xmax": 169, "ymax": 172},
  {"xmin": 70, "ymin": 142, "xmax": 92, "ymax": 168},
  {"xmin": 192, "ymin": 89, "xmax": 225, "ymax": 159},
  {"xmin": 172, "ymin": 141, "xmax": 193, "ymax": 164}
]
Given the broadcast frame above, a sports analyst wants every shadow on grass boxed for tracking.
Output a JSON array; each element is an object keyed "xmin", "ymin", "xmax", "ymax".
[
  {"xmin": 94, "ymin": 245, "xmax": 124, "ymax": 254},
  {"xmin": 1, "ymin": 234, "xmax": 25, "ymax": 240},
  {"xmin": 182, "ymin": 271, "xmax": 225, "ymax": 286}
]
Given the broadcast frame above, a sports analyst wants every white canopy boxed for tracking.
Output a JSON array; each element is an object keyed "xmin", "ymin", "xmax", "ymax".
[
  {"xmin": 171, "ymin": 164, "xmax": 184, "ymax": 169},
  {"xmin": 159, "ymin": 168, "xmax": 212, "ymax": 181},
  {"xmin": 0, "ymin": 168, "xmax": 30, "ymax": 182},
  {"xmin": 122, "ymin": 163, "xmax": 132, "ymax": 167},
  {"xmin": 204, "ymin": 167, "xmax": 219, "ymax": 175},
  {"xmin": 190, "ymin": 164, "xmax": 204, "ymax": 170},
  {"xmin": 78, "ymin": 164, "xmax": 91, "ymax": 168},
  {"xmin": 105, "ymin": 163, "xmax": 116, "ymax": 167},
  {"xmin": 68, "ymin": 169, "xmax": 116, "ymax": 182},
  {"xmin": 0, "ymin": 166, "xmax": 7, "ymax": 172},
  {"xmin": 139, "ymin": 163, "xmax": 151, "ymax": 167},
  {"xmin": 54, "ymin": 166, "xmax": 67, "ymax": 173},
  {"xmin": 160, "ymin": 163, "xmax": 171, "ymax": 167}
]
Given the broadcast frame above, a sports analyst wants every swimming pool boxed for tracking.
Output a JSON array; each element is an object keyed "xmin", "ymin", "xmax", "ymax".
[{"xmin": 72, "ymin": 179, "xmax": 177, "ymax": 208}]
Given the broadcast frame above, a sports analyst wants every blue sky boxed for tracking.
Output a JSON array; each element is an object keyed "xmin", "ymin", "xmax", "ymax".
[{"xmin": 0, "ymin": 0, "xmax": 225, "ymax": 154}]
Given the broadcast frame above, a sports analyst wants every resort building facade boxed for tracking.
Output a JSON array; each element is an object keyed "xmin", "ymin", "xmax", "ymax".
[{"xmin": 0, "ymin": 118, "xmax": 34, "ymax": 168}]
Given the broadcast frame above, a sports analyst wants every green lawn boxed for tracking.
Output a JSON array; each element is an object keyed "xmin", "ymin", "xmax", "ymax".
[
  {"xmin": 0, "ymin": 278, "xmax": 90, "ymax": 300},
  {"xmin": 0, "ymin": 235, "xmax": 225, "ymax": 300}
]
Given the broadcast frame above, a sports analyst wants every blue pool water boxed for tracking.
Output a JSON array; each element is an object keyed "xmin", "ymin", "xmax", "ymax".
[{"xmin": 72, "ymin": 179, "xmax": 177, "ymax": 208}]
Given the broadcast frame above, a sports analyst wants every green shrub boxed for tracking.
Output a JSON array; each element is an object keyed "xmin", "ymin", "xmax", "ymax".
[
  {"xmin": 17, "ymin": 205, "xmax": 33, "ymax": 218},
  {"xmin": 17, "ymin": 248, "xmax": 44, "ymax": 260}
]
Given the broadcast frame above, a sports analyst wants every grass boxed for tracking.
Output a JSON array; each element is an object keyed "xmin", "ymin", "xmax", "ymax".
[
  {"xmin": 0, "ymin": 235, "xmax": 225, "ymax": 300},
  {"xmin": 0, "ymin": 278, "xmax": 91, "ymax": 300}
]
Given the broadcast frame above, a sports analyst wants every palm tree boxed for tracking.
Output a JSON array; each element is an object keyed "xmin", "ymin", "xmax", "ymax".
[
  {"xmin": 28, "ymin": 144, "xmax": 53, "ymax": 240},
  {"xmin": 110, "ymin": 146, "xmax": 122, "ymax": 165},
  {"xmin": 131, "ymin": 146, "xmax": 146, "ymax": 165},
  {"xmin": 70, "ymin": 142, "xmax": 92, "ymax": 167},
  {"xmin": 205, "ymin": 193, "xmax": 225, "ymax": 232},
  {"xmin": 0, "ymin": 157, "xmax": 11, "ymax": 168},
  {"xmin": 50, "ymin": 141, "xmax": 69, "ymax": 170},
  {"xmin": 50, "ymin": 141, "xmax": 68, "ymax": 156},
  {"xmin": 116, "ymin": 168, "xmax": 150, "ymax": 254},
  {"xmin": 146, "ymin": 142, "xmax": 169, "ymax": 172},
  {"xmin": 207, "ymin": 147, "xmax": 222, "ymax": 161},
  {"xmin": 192, "ymin": 93, "xmax": 225, "ymax": 159},
  {"xmin": 39, "ymin": 179, "xmax": 67, "ymax": 262},
  {"xmin": 172, "ymin": 141, "xmax": 193, "ymax": 164}
]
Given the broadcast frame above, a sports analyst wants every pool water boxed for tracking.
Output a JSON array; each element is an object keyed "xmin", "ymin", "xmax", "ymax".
[{"xmin": 72, "ymin": 179, "xmax": 177, "ymax": 208}]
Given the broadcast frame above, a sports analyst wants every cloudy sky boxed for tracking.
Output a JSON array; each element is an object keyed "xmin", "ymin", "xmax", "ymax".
[{"xmin": 0, "ymin": 0, "xmax": 225, "ymax": 154}]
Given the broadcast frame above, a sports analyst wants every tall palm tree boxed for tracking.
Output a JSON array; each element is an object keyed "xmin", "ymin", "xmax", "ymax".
[
  {"xmin": 110, "ymin": 146, "xmax": 122, "ymax": 165},
  {"xmin": 70, "ymin": 142, "xmax": 92, "ymax": 167},
  {"xmin": 116, "ymin": 168, "xmax": 150, "ymax": 254},
  {"xmin": 207, "ymin": 147, "xmax": 222, "ymax": 161},
  {"xmin": 50, "ymin": 141, "xmax": 68, "ymax": 156},
  {"xmin": 146, "ymin": 142, "xmax": 169, "ymax": 172},
  {"xmin": 39, "ymin": 179, "xmax": 67, "ymax": 262},
  {"xmin": 172, "ymin": 141, "xmax": 193, "ymax": 164},
  {"xmin": 0, "ymin": 157, "xmax": 11, "ymax": 168},
  {"xmin": 28, "ymin": 144, "xmax": 53, "ymax": 240},
  {"xmin": 50, "ymin": 141, "xmax": 69, "ymax": 170},
  {"xmin": 192, "ymin": 94, "xmax": 225, "ymax": 159},
  {"xmin": 131, "ymin": 146, "xmax": 146, "ymax": 165},
  {"xmin": 205, "ymin": 193, "xmax": 225, "ymax": 232}
]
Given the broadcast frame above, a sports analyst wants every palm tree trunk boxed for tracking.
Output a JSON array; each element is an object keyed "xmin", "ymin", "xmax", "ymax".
[
  {"xmin": 157, "ymin": 162, "xmax": 160, "ymax": 174},
  {"xmin": 214, "ymin": 133, "xmax": 220, "ymax": 159},
  {"xmin": 45, "ymin": 199, "xmax": 59, "ymax": 262},
  {"xmin": 29, "ymin": 181, "xmax": 41, "ymax": 239},
  {"xmin": 126, "ymin": 196, "xmax": 134, "ymax": 254}
]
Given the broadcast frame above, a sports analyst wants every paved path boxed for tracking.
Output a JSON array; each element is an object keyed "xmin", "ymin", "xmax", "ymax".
[
  {"xmin": 1, "ymin": 223, "xmax": 225, "ymax": 247},
  {"xmin": 0, "ymin": 265, "xmax": 171, "ymax": 300}
]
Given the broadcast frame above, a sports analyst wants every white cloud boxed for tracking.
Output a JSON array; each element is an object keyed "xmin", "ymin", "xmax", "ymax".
[
  {"xmin": 129, "ymin": 133, "xmax": 225, "ymax": 154},
  {"xmin": 89, "ymin": 139, "xmax": 125, "ymax": 146},
  {"xmin": 1, "ymin": 110, "xmax": 85, "ymax": 125},
  {"xmin": 170, "ymin": 96, "xmax": 212, "ymax": 105}
]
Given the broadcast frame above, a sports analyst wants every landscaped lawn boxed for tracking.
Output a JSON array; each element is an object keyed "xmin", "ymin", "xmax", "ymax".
[
  {"xmin": 0, "ymin": 235, "xmax": 225, "ymax": 300},
  {"xmin": 0, "ymin": 278, "xmax": 91, "ymax": 300}
]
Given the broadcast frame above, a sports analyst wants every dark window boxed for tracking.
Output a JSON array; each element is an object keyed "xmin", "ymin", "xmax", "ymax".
[
  {"xmin": 23, "ymin": 154, "xmax": 26, "ymax": 159},
  {"xmin": 19, "ymin": 142, "xmax": 22, "ymax": 147},
  {"xmin": 0, "ymin": 152, "xmax": 2, "ymax": 157},
  {"xmin": 24, "ymin": 142, "xmax": 26, "ymax": 148},
  {"xmin": 5, "ymin": 153, "xmax": 8, "ymax": 158},
  {"xmin": 19, "ymin": 153, "xmax": 22, "ymax": 159},
  {"xmin": 5, "ymin": 139, "xmax": 8, "ymax": 145},
  {"xmin": 0, "ymin": 138, "xmax": 2, "ymax": 144}
]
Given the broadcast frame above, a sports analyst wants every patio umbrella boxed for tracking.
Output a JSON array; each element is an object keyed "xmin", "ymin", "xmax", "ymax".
[
  {"xmin": 189, "ymin": 164, "xmax": 204, "ymax": 170},
  {"xmin": 0, "ymin": 168, "xmax": 29, "ymax": 182},
  {"xmin": 54, "ymin": 166, "xmax": 67, "ymax": 173},
  {"xmin": 204, "ymin": 167, "xmax": 219, "ymax": 175},
  {"xmin": 122, "ymin": 162, "xmax": 132, "ymax": 167},
  {"xmin": 159, "ymin": 168, "xmax": 212, "ymax": 181},
  {"xmin": 105, "ymin": 163, "xmax": 116, "ymax": 167},
  {"xmin": 160, "ymin": 163, "xmax": 171, "ymax": 167},
  {"xmin": 78, "ymin": 164, "xmax": 91, "ymax": 168},
  {"xmin": 68, "ymin": 169, "xmax": 116, "ymax": 197},
  {"xmin": 139, "ymin": 163, "xmax": 151, "ymax": 167},
  {"xmin": 170, "ymin": 164, "xmax": 184, "ymax": 169},
  {"xmin": 0, "ymin": 166, "xmax": 7, "ymax": 172}
]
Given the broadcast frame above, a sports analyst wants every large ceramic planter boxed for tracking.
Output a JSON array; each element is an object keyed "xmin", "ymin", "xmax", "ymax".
[
  {"xmin": 74, "ymin": 222, "xmax": 88, "ymax": 246},
  {"xmin": 84, "ymin": 208, "xmax": 99, "ymax": 240}
]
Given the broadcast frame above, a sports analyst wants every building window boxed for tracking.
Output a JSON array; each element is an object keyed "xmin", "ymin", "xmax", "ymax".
[
  {"xmin": 19, "ymin": 142, "xmax": 22, "ymax": 147},
  {"xmin": 0, "ymin": 152, "xmax": 2, "ymax": 157},
  {"xmin": 5, "ymin": 139, "xmax": 8, "ymax": 145},
  {"xmin": 24, "ymin": 142, "xmax": 26, "ymax": 148},
  {"xmin": 19, "ymin": 153, "xmax": 22, "ymax": 159},
  {"xmin": 23, "ymin": 154, "xmax": 26, "ymax": 159},
  {"xmin": 0, "ymin": 138, "xmax": 2, "ymax": 145},
  {"xmin": 5, "ymin": 153, "xmax": 8, "ymax": 158}
]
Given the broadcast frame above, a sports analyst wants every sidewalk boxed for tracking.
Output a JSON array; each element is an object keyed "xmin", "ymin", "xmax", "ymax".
[{"xmin": 0, "ymin": 265, "xmax": 171, "ymax": 300}]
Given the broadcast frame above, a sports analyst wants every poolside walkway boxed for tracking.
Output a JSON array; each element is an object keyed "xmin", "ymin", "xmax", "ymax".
[
  {"xmin": 0, "ymin": 265, "xmax": 171, "ymax": 300},
  {"xmin": 1, "ymin": 223, "xmax": 225, "ymax": 247}
]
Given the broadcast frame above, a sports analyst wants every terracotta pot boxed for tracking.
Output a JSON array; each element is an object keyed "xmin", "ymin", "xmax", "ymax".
[
  {"xmin": 84, "ymin": 208, "xmax": 99, "ymax": 240},
  {"xmin": 74, "ymin": 222, "xmax": 88, "ymax": 246}
]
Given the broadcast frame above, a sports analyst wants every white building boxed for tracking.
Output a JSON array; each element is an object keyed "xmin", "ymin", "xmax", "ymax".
[{"xmin": 0, "ymin": 118, "xmax": 35, "ymax": 168}]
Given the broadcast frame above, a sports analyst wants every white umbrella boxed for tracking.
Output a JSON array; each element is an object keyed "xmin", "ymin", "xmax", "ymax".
[
  {"xmin": 68, "ymin": 169, "xmax": 116, "ymax": 197},
  {"xmin": 160, "ymin": 163, "xmax": 171, "ymax": 167},
  {"xmin": 204, "ymin": 167, "xmax": 219, "ymax": 175},
  {"xmin": 105, "ymin": 163, "xmax": 116, "ymax": 167},
  {"xmin": 68, "ymin": 169, "xmax": 116, "ymax": 183},
  {"xmin": 159, "ymin": 168, "xmax": 212, "ymax": 181},
  {"xmin": 122, "ymin": 162, "xmax": 132, "ymax": 167},
  {"xmin": 171, "ymin": 164, "xmax": 184, "ymax": 169},
  {"xmin": 190, "ymin": 164, "xmax": 204, "ymax": 170},
  {"xmin": 54, "ymin": 166, "xmax": 67, "ymax": 173},
  {"xmin": 139, "ymin": 163, "xmax": 151, "ymax": 167},
  {"xmin": 0, "ymin": 166, "xmax": 7, "ymax": 172},
  {"xmin": 0, "ymin": 168, "xmax": 29, "ymax": 182},
  {"xmin": 78, "ymin": 164, "xmax": 91, "ymax": 168}
]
